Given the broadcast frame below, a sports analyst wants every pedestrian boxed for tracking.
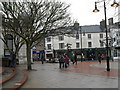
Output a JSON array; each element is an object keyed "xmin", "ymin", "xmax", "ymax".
[
  {"xmin": 8, "ymin": 54, "xmax": 12, "ymax": 67},
  {"xmin": 82, "ymin": 53, "xmax": 85, "ymax": 61},
  {"xmin": 71, "ymin": 53, "xmax": 75, "ymax": 64},
  {"xmin": 74, "ymin": 52, "xmax": 77, "ymax": 65},
  {"xmin": 9, "ymin": 52, "xmax": 16, "ymax": 68},
  {"xmin": 111, "ymin": 56, "xmax": 114, "ymax": 61},
  {"xmin": 91, "ymin": 54, "xmax": 95, "ymax": 60},
  {"xmin": 101, "ymin": 54, "xmax": 104, "ymax": 60},
  {"xmin": 98, "ymin": 54, "xmax": 101, "ymax": 64},
  {"xmin": 41, "ymin": 53, "xmax": 44, "ymax": 64},
  {"xmin": 58, "ymin": 54, "xmax": 64, "ymax": 68},
  {"xmin": 64, "ymin": 54, "xmax": 69, "ymax": 68}
]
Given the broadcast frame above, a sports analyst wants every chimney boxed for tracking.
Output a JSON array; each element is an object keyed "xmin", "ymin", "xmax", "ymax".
[
  {"xmin": 100, "ymin": 19, "xmax": 105, "ymax": 31},
  {"xmin": 108, "ymin": 18, "xmax": 113, "ymax": 25}
]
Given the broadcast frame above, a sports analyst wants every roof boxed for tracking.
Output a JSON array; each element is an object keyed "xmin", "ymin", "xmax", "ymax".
[
  {"xmin": 49, "ymin": 25, "xmax": 105, "ymax": 36},
  {"xmin": 81, "ymin": 25, "xmax": 105, "ymax": 33}
]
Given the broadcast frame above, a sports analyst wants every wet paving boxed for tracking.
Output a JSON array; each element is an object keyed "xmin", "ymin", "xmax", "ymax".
[{"xmin": 21, "ymin": 61, "xmax": 118, "ymax": 88}]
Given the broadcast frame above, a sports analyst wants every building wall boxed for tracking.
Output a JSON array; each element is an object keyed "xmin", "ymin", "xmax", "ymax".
[
  {"xmin": 110, "ymin": 28, "xmax": 120, "ymax": 59},
  {"xmin": 0, "ymin": 28, "xmax": 27, "ymax": 63},
  {"xmin": 18, "ymin": 44, "xmax": 27, "ymax": 62},
  {"xmin": 45, "ymin": 31, "xmax": 107, "ymax": 60},
  {"xmin": 45, "ymin": 32, "xmax": 106, "ymax": 50},
  {"xmin": 0, "ymin": 28, "xmax": 4, "ymax": 59}
]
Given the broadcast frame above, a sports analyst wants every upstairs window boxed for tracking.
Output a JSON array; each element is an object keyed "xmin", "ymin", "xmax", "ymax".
[
  {"xmin": 88, "ymin": 34, "xmax": 91, "ymax": 39},
  {"xmin": 47, "ymin": 37, "xmax": 51, "ymax": 42},
  {"xmin": 59, "ymin": 36, "xmax": 64, "ymax": 41},
  {"xmin": 88, "ymin": 42, "xmax": 92, "ymax": 47},
  {"xmin": 100, "ymin": 42, "xmax": 104, "ymax": 47},
  {"xmin": 76, "ymin": 43, "xmax": 79, "ymax": 48},
  {"xmin": 59, "ymin": 43, "xmax": 64, "ymax": 49},
  {"xmin": 47, "ymin": 44, "xmax": 51, "ymax": 49},
  {"xmin": 100, "ymin": 34, "xmax": 103, "ymax": 38},
  {"xmin": 76, "ymin": 34, "xmax": 79, "ymax": 39}
]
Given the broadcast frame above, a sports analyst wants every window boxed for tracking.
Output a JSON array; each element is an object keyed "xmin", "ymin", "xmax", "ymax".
[
  {"xmin": 59, "ymin": 36, "xmax": 64, "ymax": 41},
  {"xmin": 100, "ymin": 42, "xmax": 104, "ymax": 47},
  {"xmin": 88, "ymin": 42, "xmax": 92, "ymax": 47},
  {"xmin": 76, "ymin": 43, "xmax": 79, "ymax": 48},
  {"xmin": 47, "ymin": 44, "xmax": 51, "ymax": 49},
  {"xmin": 7, "ymin": 40, "xmax": 13, "ymax": 49},
  {"xmin": 113, "ymin": 38, "xmax": 116, "ymax": 42},
  {"xmin": 76, "ymin": 34, "xmax": 79, "ymax": 39},
  {"xmin": 4, "ymin": 34, "xmax": 13, "ymax": 56},
  {"xmin": 59, "ymin": 43, "xmax": 64, "ymax": 49},
  {"xmin": 117, "ymin": 40, "xmax": 120, "ymax": 45},
  {"xmin": 100, "ymin": 34, "xmax": 103, "ymax": 38},
  {"xmin": 119, "ymin": 32, "xmax": 120, "ymax": 36},
  {"xmin": 116, "ymin": 33, "xmax": 118, "ymax": 36},
  {"xmin": 47, "ymin": 37, "xmax": 51, "ymax": 42},
  {"xmin": 88, "ymin": 34, "xmax": 91, "ymax": 39},
  {"xmin": 83, "ymin": 32, "xmax": 85, "ymax": 36},
  {"xmin": 114, "ymin": 50, "xmax": 117, "ymax": 57}
]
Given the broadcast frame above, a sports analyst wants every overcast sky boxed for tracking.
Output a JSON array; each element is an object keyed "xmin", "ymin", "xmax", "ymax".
[
  {"xmin": 0, "ymin": 0, "xmax": 119, "ymax": 26},
  {"xmin": 60, "ymin": 0, "xmax": 119, "ymax": 26}
]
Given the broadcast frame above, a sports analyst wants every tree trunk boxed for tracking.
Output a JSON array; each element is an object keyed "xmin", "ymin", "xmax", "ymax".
[{"xmin": 26, "ymin": 43, "xmax": 32, "ymax": 70}]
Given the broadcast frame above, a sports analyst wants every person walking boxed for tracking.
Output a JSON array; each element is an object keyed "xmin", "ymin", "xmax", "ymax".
[
  {"xmin": 101, "ymin": 54, "xmax": 104, "ymax": 61},
  {"xmin": 58, "ymin": 54, "xmax": 64, "ymax": 68},
  {"xmin": 64, "ymin": 54, "xmax": 69, "ymax": 68},
  {"xmin": 74, "ymin": 52, "xmax": 77, "ymax": 65},
  {"xmin": 41, "ymin": 53, "xmax": 44, "ymax": 64},
  {"xmin": 9, "ymin": 52, "xmax": 16, "ymax": 68},
  {"xmin": 71, "ymin": 52, "xmax": 75, "ymax": 64},
  {"xmin": 98, "ymin": 54, "xmax": 101, "ymax": 64}
]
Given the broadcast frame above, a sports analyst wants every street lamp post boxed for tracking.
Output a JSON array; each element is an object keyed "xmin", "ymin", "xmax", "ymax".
[
  {"xmin": 74, "ymin": 22, "xmax": 83, "ymax": 62},
  {"xmin": 93, "ymin": 0, "xmax": 119, "ymax": 71},
  {"xmin": 80, "ymin": 26, "xmax": 83, "ymax": 62}
]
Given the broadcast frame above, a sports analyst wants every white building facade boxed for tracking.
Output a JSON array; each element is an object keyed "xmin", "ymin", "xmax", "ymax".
[
  {"xmin": 45, "ymin": 25, "xmax": 109, "ymax": 61},
  {"xmin": 110, "ymin": 27, "xmax": 120, "ymax": 60}
]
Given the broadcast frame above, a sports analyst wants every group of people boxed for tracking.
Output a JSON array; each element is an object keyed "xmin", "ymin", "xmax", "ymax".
[
  {"xmin": 58, "ymin": 54, "xmax": 69, "ymax": 68},
  {"xmin": 58, "ymin": 52, "xmax": 77, "ymax": 69},
  {"xmin": 98, "ymin": 54, "xmax": 105, "ymax": 64}
]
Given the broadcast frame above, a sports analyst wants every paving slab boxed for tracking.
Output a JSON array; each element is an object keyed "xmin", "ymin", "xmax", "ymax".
[{"xmin": 20, "ymin": 61, "xmax": 118, "ymax": 88}]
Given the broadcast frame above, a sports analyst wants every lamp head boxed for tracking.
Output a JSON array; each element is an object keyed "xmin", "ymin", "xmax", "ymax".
[
  {"xmin": 93, "ymin": 2, "xmax": 100, "ymax": 12},
  {"xmin": 111, "ymin": 0, "xmax": 119, "ymax": 7},
  {"xmin": 93, "ymin": 9, "xmax": 100, "ymax": 12}
]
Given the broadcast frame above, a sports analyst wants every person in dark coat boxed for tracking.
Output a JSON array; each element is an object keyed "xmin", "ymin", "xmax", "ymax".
[
  {"xmin": 98, "ymin": 54, "xmax": 101, "ymax": 64},
  {"xmin": 58, "ymin": 54, "xmax": 64, "ymax": 68},
  {"xmin": 71, "ymin": 52, "xmax": 75, "ymax": 64},
  {"xmin": 9, "ymin": 52, "xmax": 16, "ymax": 68},
  {"xmin": 64, "ymin": 54, "xmax": 69, "ymax": 68},
  {"xmin": 74, "ymin": 52, "xmax": 77, "ymax": 65},
  {"xmin": 41, "ymin": 53, "xmax": 44, "ymax": 64},
  {"xmin": 101, "ymin": 54, "xmax": 104, "ymax": 60}
]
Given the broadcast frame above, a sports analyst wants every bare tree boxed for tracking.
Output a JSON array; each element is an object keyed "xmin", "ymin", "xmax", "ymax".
[
  {"xmin": 1, "ymin": 0, "xmax": 72, "ymax": 70},
  {"xmin": 1, "ymin": 16, "xmax": 25, "ymax": 56}
]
